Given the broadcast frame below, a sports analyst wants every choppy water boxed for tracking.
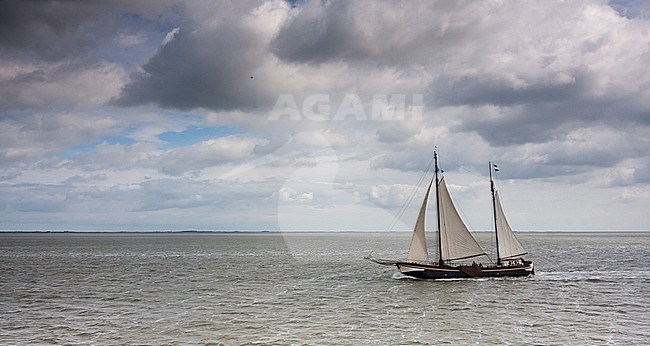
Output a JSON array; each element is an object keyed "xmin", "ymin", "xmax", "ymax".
[{"xmin": 1, "ymin": 232, "xmax": 648, "ymax": 345}]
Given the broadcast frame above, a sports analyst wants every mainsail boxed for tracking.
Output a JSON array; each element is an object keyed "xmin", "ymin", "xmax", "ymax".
[
  {"xmin": 406, "ymin": 178, "xmax": 434, "ymax": 262},
  {"xmin": 494, "ymin": 191, "xmax": 527, "ymax": 259},
  {"xmin": 438, "ymin": 177, "xmax": 486, "ymax": 261}
]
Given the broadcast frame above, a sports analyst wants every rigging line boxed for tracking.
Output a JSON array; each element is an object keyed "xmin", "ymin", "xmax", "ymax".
[
  {"xmin": 386, "ymin": 157, "xmax": 433, "ymax": 232},
  {"xmin": 386, "ymin": 154, "xmax": 436, "ymax": 232},
  {"xmin": 438, "ymin": 155, "xmax": 488, "ymax": 181},
  {"xmin": 437, "ymin": 155, "xmax": 482, "ymax": 232}
]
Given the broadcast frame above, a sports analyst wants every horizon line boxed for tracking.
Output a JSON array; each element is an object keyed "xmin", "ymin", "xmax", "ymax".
[{"xmin": 1, "ymin": 229, "xmax": 648, "ymax": 234}]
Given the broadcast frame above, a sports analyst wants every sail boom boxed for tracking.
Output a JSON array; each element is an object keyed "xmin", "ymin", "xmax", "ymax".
[
  {"xmin": 500, "ymin": 252, "xmax": 527, "ymax": 260},
  {"xmin": 445, "ymin": 253, "xmax": 486, "ymax": 261}
]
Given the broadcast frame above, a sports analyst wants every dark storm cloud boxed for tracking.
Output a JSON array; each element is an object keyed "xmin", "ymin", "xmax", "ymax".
[
  {"xmin": 271, "ymin": 1, "xmax": 367, "ymax": 64},
  {"xmin": 113, "ymin": 2, "xmax": 275, "ymax": 112},
  {"xmin": 456, "ymin": 93, "xmax": 649, "ymax": 147},
  {"xmin": 0, "ymin": 1, "xmax": 180, "ymax": 112},
  {"xmin": 114, "ymin": 25, "xmax": 264, "ymax": 111},
  {"xmin": 0, "ymin": 1, "xmax": 179, "ymax": 62},
  {"xmin": 271, "ymin": 1, "xmax": 467, "ymax": 65},
  {"xmin": 427, "ymin": 71, "xmax": 587, "ymax": 108},
  {"xmin": 0, "ymin": 1, "xmax": 116, "ymax": 62}
]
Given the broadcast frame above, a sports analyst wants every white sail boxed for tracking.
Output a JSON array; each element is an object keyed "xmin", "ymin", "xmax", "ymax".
[
  {"xmin": 438, "ymin": 177, "xmax": 486, "ymax": 261},
  {"xmin": 494, "ymin": 191, "xmax": 527, "ymax": 259},
  {"xmin": 406, "ymin": 178, "xmax": 434, "ymax": 262}
]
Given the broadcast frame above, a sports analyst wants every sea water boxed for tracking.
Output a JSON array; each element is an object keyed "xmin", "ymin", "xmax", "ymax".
[{"xmin": 1, "ymin": 232, "xmax": 648, "ymax": 345}]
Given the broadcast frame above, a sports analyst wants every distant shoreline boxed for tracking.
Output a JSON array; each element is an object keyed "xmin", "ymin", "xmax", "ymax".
[{"xmin": 0, "ymin": 230, "xmax": 648, "ymax": 234}]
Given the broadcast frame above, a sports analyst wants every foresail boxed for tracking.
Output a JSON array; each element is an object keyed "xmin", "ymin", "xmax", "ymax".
[
  {"xmin": 495, "ymin": 191, "xmax": 527, "ymax": 259},
  {"xmin": 438, "ymin": 177, "xmax": 486, "ymax": 261},
  {"xmin": 406, "ymin": 178, "xmax": 433, "ymax": 262}
]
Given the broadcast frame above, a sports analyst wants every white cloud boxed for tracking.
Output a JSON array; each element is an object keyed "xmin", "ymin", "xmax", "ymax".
[
  {"xmin": 158, "ymin": 136, "xmax": 268, "ymax": 176},
  {"xmin": 162, "ymin": 28, "xmax": 180, "ymax": 46},
  {"xmin": 368, "ymin": 184, "xmax": 418, "ymax": 208},
  {"xmin": 277, "ymin": 187, "xmax": 314, "ymax": 203}
]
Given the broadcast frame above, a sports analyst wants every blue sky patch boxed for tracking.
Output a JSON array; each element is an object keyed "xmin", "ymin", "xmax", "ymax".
[{"xmin": 157, "ymin": 125, "xmax": 240, "ymax": 148}]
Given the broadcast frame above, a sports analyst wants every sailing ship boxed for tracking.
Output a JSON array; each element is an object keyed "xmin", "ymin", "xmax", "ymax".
[{"xmin": 366, "ymin": 151, "xmax": 534, "ymax": 279}]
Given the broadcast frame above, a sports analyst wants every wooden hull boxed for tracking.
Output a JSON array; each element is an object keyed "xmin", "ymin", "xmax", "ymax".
[{"xmin": 396, "ymin": 261, "xmax": 534, "ymax": 279}]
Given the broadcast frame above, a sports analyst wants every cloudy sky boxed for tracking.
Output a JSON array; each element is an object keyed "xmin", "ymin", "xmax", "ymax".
[{"xmin": 0, "ymin": 0, "xmax": 648, "ymax": 231}]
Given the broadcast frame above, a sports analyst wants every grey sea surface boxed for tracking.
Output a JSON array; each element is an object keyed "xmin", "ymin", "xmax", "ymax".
[{"xmin": 1, "ymin": 232, "xmax": 648, "ymax": 345}]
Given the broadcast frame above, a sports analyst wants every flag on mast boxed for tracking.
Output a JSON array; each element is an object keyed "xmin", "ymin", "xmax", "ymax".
[{"xmin": 493, "ymin": 163, "xmax": 499, "ymax": 172}]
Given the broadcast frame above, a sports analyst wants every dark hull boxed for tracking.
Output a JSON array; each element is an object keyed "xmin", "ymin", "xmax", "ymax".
[{"xmin": 395, "ymin": 261, "xmax": 534, "ymax": 279}]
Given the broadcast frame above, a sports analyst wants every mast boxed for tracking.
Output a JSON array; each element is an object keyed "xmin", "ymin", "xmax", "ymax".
[
  {"xmin": 489, "ymin": 161, "xmax": 501, "ymax": 265},
  {"xmin": 435, "ymin": 150, "xmax": 443, "ymax": 265}
]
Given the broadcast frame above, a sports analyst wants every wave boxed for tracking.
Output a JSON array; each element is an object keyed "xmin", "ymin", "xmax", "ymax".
[{"xmin": 536, "ymin": 270, "xmax": 650, "ymax": 282}]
